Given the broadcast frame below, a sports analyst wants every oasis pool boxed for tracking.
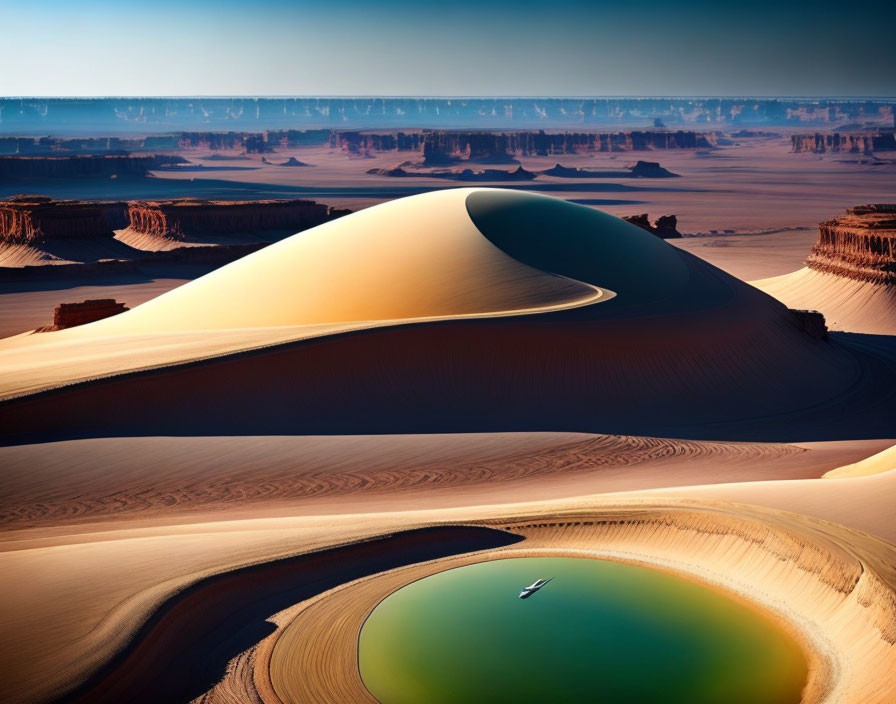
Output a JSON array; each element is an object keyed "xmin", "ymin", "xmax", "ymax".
[{"xmin": 359, "ymin": 557, "xmax": 807, "ymax": 704}]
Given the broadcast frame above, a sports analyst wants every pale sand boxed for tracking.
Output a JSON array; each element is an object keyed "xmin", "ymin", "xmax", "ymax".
[
  {"xmin": 113, "ymin": 228, "xmax": 271, "ymax": 251},
  {"xmin": 823, "ymin": 444, "xmax": 896, "ymax": 478},
  {"xmin": 754, "ymin": 267, "xmax": 896, "ymax": 335},
  {"xmin": 3, "ymin": 192, "xmax": 892, "ymax": 443},
  {"xmin": 0, "ymin": 189, "xmax": 611, "ymax": 401},
  {"xmin": 1, "ymin": 185, "xmax": 893, "ymax": 703},
  {"xmin": 1, "ymin": 434, "xmax": 890, "ymax": 533},
  {"xmin": 81, "ymin": 190, "xmax": 603, "ymax": 333},
  {"xmin": 1, "ymin": 437, "xmax": 894, "ymax": 703},
  {"xmin": 0, "ymin": 239, "xmax": 143, "ymax": 268},
  {"xmin": 265, "ymin": 501, "xmax": 896, "ymax": 704},
  {"xmin": 0, "ymin": 277, "xmax": 192, "ymax": 339}
]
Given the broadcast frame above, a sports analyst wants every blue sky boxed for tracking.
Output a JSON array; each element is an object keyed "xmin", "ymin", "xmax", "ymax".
[{"xmin": 1, "ymin": 0, "xmax": 893, "ymax": 97}]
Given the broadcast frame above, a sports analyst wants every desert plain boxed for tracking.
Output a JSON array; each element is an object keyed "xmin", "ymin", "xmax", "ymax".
[{"xmin": 1, "ymin": 115, "xmax": 895, "ymax": 704}]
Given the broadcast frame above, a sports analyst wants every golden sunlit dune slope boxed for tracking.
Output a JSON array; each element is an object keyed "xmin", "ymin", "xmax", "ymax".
[
  {"xmin": 754, "ymin": 267, "xmax": 896, "ymax": 336},
  {"xmin": 1, "ymin": 188, "xmax": 893, "ymax": 442}
]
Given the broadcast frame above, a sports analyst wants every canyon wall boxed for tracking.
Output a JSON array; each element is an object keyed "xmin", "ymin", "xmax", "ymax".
[
  {"xmin": 807, "ymin": 204, "xmax": 896, "ymax": 284},
  {"xmin": 0, "ymin": 132, "xmax": 332, "ymax": 156},
  {"xmin": 333, "ymin": 130, "xmax": 716, "ymax": 162},
  {"xmin": 0, "ymin": 196, "xmax": 349, "ymax": 247},
  {"xmin": 0, "ymin": 155, "xmax": 186, "ymax": 178},
  {"xmin": 791, "ymin": 131, "xmax": 896, "ymax": 153},
  {"xmin": 125, "ymin": 199, "xmax": 349, "ymax": 239},
  {"xmin": 0, "ymin": 196, "xmax": 126, "ymax": 244},
  {"xmin": 0, "ymin": 197, "xmax": 351, "ymax": 275}
]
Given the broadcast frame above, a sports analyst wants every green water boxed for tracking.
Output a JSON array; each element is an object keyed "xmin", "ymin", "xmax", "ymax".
[{"xmin": 358, "ymin": 557, "xmax": 807, "ymax": 704}]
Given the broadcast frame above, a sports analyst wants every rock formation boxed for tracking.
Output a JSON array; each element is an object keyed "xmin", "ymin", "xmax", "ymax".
[
  {"xmin": 367, "ymin": 166, "xmax": 536, "ymax": 181},
  {"xmin": 628, "ymin": 161, "xmax": 679, "ymax": 178},
  {"xmin": 124, "ymin": 199, "xmax": 348, "ymax": 240},
  {"xmin": 0, "ymin": 196, "xmax": 126, "ymax": 244},
  {"xmin": 791, "ymin": 131, "xmax": 896, "ymax": 154},
  {"xmin": 730, "ymin": 130, "xmax": 781, "ymax": 138},
  {"xmin": 334, "ymin": 130, "xmax": 716, "ymax": 164},
  {"xmin": 539, "ymin": 162, "xmax": 676, "ymax": 178},
  {"xmin": 623, "ymin": 213, "xmax": 683, "ymax": 239},
  {"xmin": 788, "ymin": 309, "xmax": 828, "ymax": 340},
  {"xmin": 0, "ymin": 196, "xmax": 352, "ymax": 274},
  {"xmin": 279, "ymin": 157, "xmax": 310, "ymax": 167},
  {"xmin": 49, "ymin": 299, "xmax": 129, "ymax": 330},
  {"xmin": 807, "ymin": 204, "xmax": 896, "ymax": 284},
  {"xmin": 0, "ymin": 155, "xmax": 186, "ymax": 179}
]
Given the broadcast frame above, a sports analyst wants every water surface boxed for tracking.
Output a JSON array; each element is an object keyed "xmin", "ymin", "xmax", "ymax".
[{"xmin": 359, "ymin": 557, "xmax": 807, "ymax": 704}]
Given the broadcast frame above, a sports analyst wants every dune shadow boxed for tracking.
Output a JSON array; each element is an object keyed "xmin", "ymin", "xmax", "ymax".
[{"xmin": 58, "ymin": 526, "xmax": 522, "ymax": 704}]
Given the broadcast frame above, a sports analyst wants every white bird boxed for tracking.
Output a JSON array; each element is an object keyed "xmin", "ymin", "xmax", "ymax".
[{"xmin": 519, "ymin": 577, "xmax": 553, "ymax": 599}]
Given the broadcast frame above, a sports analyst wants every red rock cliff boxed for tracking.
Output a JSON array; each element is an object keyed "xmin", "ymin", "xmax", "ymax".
[
  {"xmin": 125, "ymin": 199, "xmax": 348, "ymax": 239},
  {"xmin": 0, "ymin": 196, "xmax": 127, "ymax": 244},
  {"xmin": 0, "ymin": 154, "xmax": 186, "ymax": 179},
  {"xmin": 791, "ymin": 132, "xmax": 896, "ymax": 153},
  {"xmin": 807, "ymin": 204, "xmax": 896, "ymax": 284},
  {"xmin": 332, "ymin": 130, "xmax": 717, "ymax": 162},
  {"xmin": 51, "ymin": 299, "xmax": 129, "ymax": 330}
]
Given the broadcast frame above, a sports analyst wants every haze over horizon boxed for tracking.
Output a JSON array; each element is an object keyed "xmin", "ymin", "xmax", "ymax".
[{"xmin": 2, "ymin": 0, "xmax": 894, "ymax": 98}]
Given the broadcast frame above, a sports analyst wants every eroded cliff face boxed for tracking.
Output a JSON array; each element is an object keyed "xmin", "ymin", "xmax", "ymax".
[
  {"xmin": 332, "ymin": 130, "xmax": 717, "ymax": 162},
  {"xmin": 51, "ymin": 299, "xmax": 129, "ymax": 330},
  {"xmin": 791, "ymin": 132, "xmax": 896, "ymax": 153},
  {"xmin": 807, "ymin": 204, "xmax": 896, "ymax": 284},
  {"xmin": 125, "ymin": 199, "xmax": 348, "ymax": 239},
  {"xmin": 0, "ymin": 196, "xmax": 126, "ymax": 244},
  {"xmin": 0, "ymin": 155, "xmax": 186, "ymax": 178}
]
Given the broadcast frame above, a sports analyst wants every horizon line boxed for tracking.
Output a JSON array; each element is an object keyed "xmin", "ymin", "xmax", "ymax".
[{"xmin": 3, "ymin": 95, "xmax": 896, "ymax": 101}]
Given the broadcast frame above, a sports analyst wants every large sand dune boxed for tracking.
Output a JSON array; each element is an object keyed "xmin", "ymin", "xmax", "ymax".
[
  {"xmin": 2, "ymin": 189, "xmax": 893, "ymax": 443},
  {"xmin": 1, "ymin": 187, "xmax": 894, "ymax": 704}
]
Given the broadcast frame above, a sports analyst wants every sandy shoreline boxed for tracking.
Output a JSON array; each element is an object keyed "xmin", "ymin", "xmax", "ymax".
[
  {"xmin": 3, "ymin": 460, "xmax": 894, "ymax": 703},
  {"xmin": 264, "ymin": 499, "xmax": 896, "ymax": 704}
]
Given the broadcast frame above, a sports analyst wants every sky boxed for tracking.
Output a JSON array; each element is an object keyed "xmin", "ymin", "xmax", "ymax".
[{"xmin": 1, "ymin": 0, "xmax": 894, "ymax": 97}]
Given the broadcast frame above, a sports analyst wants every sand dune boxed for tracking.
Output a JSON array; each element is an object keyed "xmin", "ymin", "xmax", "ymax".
[
  {"xmin": 88, "ymin": 190, "xmax": 606, "ymax": 332},
  {"xmin": 2, "ymin": 434, "xmax": 894, "ymax": 704},
  {"xmin": 3, "ymin": 189, "xmax": 893, "ymax": 443},
  {"xmin": 2, "ymin": 433, "xmax": 888, "ymax": 532},
  {"xmin": 754, "ymin": 267, "xmax": 896, "ymax": 335},
  {"xmin": 823, "ymin": 443, "xmax": 896, "ymax": 479},
  {"xmin": 112, "ymin": 228, "xmax": 267, "ymax": 251},
  {"xmin": 0, "ymin": 238, "xmax": 143, "ymax": 268},
  {"xmin": 1, "ymin": 187, "xmax": 894, "ymax": 704}
]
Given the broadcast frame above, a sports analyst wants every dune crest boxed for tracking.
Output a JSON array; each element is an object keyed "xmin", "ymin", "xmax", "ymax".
[
  {"xmin": 823, "ymin": 444, "xmax": 896, "ymax": 479},
  {"xmin": 78, "ymin": 189, "xmax": 604, "ymax": 334},
  {"xmin": 2, "ymin": 189, "xmax": 894, "ymax": 442}
]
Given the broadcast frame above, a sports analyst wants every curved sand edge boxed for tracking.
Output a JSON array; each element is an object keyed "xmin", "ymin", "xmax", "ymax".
[
  {"xmin": 753, "ymin": 267, "xmax": 896, "ymax": 335},
  {"xmin": 823, "ymin": 444, "xmax": 896, "ymax": 478},
  {"xmin": 0, "ymin": 282, "xmax": 610, "ymax": 402},
  {"xmin": 3, "ymin": 472, "xmax": 895, "ymax": 703},
  {"xmin": 6, "ymin": 434, "xmax": 888, "ymax": 704},
  {"xmin": 263, "ymin": 502, "xmax": 895, "ymax": 704}
]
